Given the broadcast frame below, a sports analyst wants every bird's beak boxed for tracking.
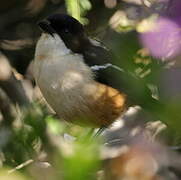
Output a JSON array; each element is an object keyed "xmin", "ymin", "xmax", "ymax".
[{"xmin": 38, "ymin": 20, "xmax": 55, "ymax": 37}]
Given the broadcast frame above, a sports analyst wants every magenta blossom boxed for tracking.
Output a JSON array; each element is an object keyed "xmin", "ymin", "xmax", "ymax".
[{"xmin": 139, "ymin": 0, "xmax": 181, "ymax": 60}]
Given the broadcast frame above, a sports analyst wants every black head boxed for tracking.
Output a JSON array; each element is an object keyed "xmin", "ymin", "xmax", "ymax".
[{"xmin": 38, "ymin": 14, "xmax": 89, "ymax": 53}]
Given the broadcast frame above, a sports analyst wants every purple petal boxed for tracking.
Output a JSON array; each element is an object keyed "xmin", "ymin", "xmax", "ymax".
[{"xmin": 139, "ymin": 17, "xmax": 181, "ymax": 59}]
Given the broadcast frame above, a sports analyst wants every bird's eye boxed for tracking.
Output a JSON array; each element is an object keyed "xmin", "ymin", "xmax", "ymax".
[{"xmin": 64, "ymin": 29, "xmax": 69, "ymax": 33}]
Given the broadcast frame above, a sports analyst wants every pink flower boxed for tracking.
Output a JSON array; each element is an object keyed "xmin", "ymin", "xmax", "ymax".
[{"xmin": 139, "ymin": 0, "xmax": 181, "ymax": 60}]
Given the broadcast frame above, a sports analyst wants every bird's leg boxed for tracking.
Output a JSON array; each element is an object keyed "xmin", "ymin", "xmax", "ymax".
[
  {"xmin": 82, "ymin": 127, "xmax": 106, "ymax": 141},
  {"xmin": 93, "ymin": 127, "xmax": 106, "ymax": 138}
]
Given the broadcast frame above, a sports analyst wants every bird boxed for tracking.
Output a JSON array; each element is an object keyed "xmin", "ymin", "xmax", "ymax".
[{"xmin": 33, "ymin": 13, "xmax": 161, "ymax": 128}]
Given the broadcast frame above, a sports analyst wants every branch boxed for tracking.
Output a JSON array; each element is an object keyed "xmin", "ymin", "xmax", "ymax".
[
  {"xmin": 0, "ymin": 52, "xmax": 30, "ymax": 107},
  {"xmin": 0, "ymin": 88, "xmax": 15, "ymax": 126}
]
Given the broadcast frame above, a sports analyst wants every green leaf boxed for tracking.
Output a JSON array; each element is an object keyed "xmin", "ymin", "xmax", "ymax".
[
  {"xmin": 46, "ymin": 116, "xmax": 64, "ymax": 135},
  {"xmin": 65, "ymin": 0, "xmax": 91, "ymax": 24}
]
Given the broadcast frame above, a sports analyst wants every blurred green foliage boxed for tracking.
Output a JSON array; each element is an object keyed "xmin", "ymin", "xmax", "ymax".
[
  {"xmin": 65, "ymin": 0, "xmax": 91, "ymax": 24},
  {"xmin": 0, "ymin": 103, "xmax": 101, "ymax": 179},
  {"xmin": 1, "ymin": 0, "xmax": 181, "ymax": 179},
  {"xmin": 61, "ymin": 140, "xmax": 100, "ymax": 180}
]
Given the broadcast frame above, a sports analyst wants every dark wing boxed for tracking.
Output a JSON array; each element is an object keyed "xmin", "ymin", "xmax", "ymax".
[
  {"xmin": 82, "ymin": 40, "xmax": 154, "ymax": 107},
  {"xmin": 83, "ymin": 40, "xmax": 181, "ymax": 125}
]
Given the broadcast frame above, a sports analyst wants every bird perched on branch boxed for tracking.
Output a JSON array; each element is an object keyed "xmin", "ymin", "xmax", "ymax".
[{"xmin": 34, "ymin": 13, "xmax": 161, "ymax": 128}]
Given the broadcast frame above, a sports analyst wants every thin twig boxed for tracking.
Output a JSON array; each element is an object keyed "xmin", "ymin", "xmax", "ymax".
[{"xmin": 8, "ymin": 159, "xmax": 34, "ymax": 174}]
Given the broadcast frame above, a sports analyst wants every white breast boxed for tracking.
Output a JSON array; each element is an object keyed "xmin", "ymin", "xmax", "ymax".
[{"xmin": 34, "ymin": 33, "xmax": 96, "ymax": 121}]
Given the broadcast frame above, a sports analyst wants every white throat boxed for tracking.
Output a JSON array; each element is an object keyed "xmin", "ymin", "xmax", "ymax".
[{"xmin": 35, "ymin": 33, "xmax": 71, "ymax": 58}]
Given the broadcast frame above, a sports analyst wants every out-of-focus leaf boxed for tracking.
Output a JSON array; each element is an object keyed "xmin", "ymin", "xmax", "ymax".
[
  {"xmin": 46, "ymin": 116, "xmax": 64, "ymax": 135},
  {"xmin": 66, "ymin": 0, "xmax": 80, "ymax": 22},
  {"xmin": 62, "ymin": 140, "xmax": 100, "ymax": 180},
  {"xmin": 0, "ymin": 169, "xmax": 27, "ymax": 180},
  {"xmin": 109, "ymin": 10, "xmax": 135, "ymax": 32},
  {"xmin": 80, "ymin": 0, "xmax": 92, "ymax": 12},
  {"xmin": 65, "ymin": 0, "xmax": 91, "ymax": 24},
  {"xmin": 25, "ymin": 0, "xmax": 47, "ymax": 15},
  {"xmin": 24, "ymin": 103, "xmax": 47, "ymax": 138}
]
